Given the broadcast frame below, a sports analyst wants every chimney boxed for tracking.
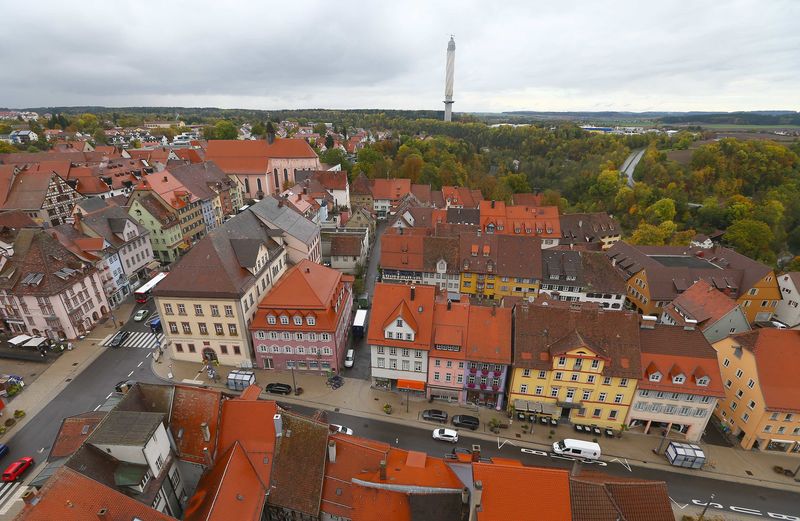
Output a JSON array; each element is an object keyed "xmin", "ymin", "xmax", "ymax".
[
  {"xmin": 640, "ymin": 315, "xmax": 657, "ymax": 329},
  {"xmin": 490, "ymin": 200, "xmax": 495, "ymax": 209},
  {"xmin": 200, "ymin": 422, "xmax": 210, "ymax": 442},
  {"xmin": 274, "ymin": 413, "xmax": 283, "ymax": 437},
  {"xmin": 202, "ymin": 447, "xmax": 212, "ymax": 466},
  {"xmin": 471, "ymin": 444, "xmax": 481, "ymax": 462},
  {"xmin": 97, "ymin": 508, "xmax": 108, "ymax": 519},
  {"xmin": 21, "ymin": 489, "xmax": 38, "ymax": 506},
  {"xmin": 328, "ymin": 440, "xmax": 337, "ymax": 463},
  {"xmin": 399, "ymin": 227, "xmax": 404, "ymax": 235},
  {"xmin": 684, "ymin": 318, "xmax": 698, "ymax": 331},
  {"xmin": 410, "ymin": 285, "xmax": 416, "ymax": 301},
  {"xmin": 447, "ymin": 299, "xmax": 452, "ymax": 311},
  {"xmin": 379, "ymin": 460, "xmax": 387, "ymax": 481},
  {"xmin": 578, "ymin": 219, "xmax": 583, "ymax": 228},
  {"xmin": 162, "ymin": 175, "xmax": 168, "ymax": 182}
]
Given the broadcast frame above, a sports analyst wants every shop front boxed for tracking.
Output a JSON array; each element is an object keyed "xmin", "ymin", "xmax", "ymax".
[
  {"xmin": 396, "ymin": 379, "xmax": 426, "ymax": 397},
  {"xmin": 429, "ymin": 386, "xmax": 461, "ymax": 403}
]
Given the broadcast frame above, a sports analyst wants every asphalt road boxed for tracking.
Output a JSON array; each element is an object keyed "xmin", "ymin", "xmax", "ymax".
[
  {"xmin": 287, "ymin": 403, "xmax": 800, "ymax": 521},
  {"xmin": 2, "ymin": 299, "xmax": 163, "ymax": 471}
]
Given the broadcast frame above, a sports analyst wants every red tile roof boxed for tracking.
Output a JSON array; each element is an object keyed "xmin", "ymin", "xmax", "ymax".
[
  {"xmin": 380, "ymin": 233, "xmax": 425, "ymax": 271},
  {"xmin": 183, "ymin": 441, "xmax": 267, "ymax": 521},
  {"xmin": 664, "ymin": 279, "xmax": 740, "ymax": 329},
  {"xmin": 49, "ymin": 412, "xmax": 106, "ymax": 460},
  {"xmin": 638, "ymin": 325, "xmax": 725, "ymax": 397},
  {"xmin": 473, "ymin": 461, "xmax": 572, "ymax": 521},
  {"xmin": 569, "ymin": 471, "xmax": 674, "ymax": 521},
  {"xmin": 371, "ymin": 178, "xmax": 411, "ymax": 201},
  {"xmin": 168, "ymin": 385, "xmax": 223, "ymax": 464},
  {"xmin": 367, "ymin": 283, "xmax": 436, "ymax": 351},
  {"xmin": 215, "ymin": 398, "xmax": 278, "ymax": 484},
  {"xmin": 206, "ymin": 138, "xmax": 318, "ymax": 160},
  {"xmin": 479, "ymin": 201, "xmax": 561, "ymax": 239},
  {"xmin": 466, "ymin": 304, "xmax": 512, "ymax": 364},
  {"xmin": 321, "ymin": 435, "xmax": 391, "ymax": 519},
  {"xmin": 729, "ymin": 329, "xmax": 800, "ymax": 412},
  {"xmin": 14, "ymin": 467, "xmax": 173, "ymax": 521}
]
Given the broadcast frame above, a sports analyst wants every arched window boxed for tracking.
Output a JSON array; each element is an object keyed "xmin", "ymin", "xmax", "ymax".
[
  {"xmin": 257, "ymin": 178, "xmax": 262, "ymax": 192},
  {"xmin": 244, "ymin": 178, "xmax": 250, "ymax": 194},
  {"xmin": 283, "ymin": 168, "xmax": 288, "ymax": 184},
  {"xmin": 274, "ymin": 169, "xmax": 279, "ymax": 192}
]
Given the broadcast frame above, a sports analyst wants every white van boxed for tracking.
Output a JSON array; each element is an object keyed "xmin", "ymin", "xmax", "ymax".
[
  {"xmin": 344, "ymin": 349, "xmax": 355, "ymax": 368},
  {"xmin": 552, "ymin": 439, "xmax": 601, "ymax": 460}
]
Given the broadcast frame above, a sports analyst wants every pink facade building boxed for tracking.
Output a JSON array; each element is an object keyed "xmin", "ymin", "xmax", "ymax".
[{"xmin": 250, "ymin": 259, "xmax": 353, "ymax": 373}]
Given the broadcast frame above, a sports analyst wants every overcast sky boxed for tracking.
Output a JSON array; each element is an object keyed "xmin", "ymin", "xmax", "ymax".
[{"xmin": 1, "ymin": 0, "xmax": 798, "ymax": 113}]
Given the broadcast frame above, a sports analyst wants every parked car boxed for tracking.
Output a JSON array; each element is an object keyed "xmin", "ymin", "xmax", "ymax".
[
  {"xmin": 2, "ymin": 457, "xmax": 34, "ymax": 482},
  {"xmin": 422, "ymin": 409, "xmax": 448, "ymax": 423},
  {"xmin": 344, "ymin": 349, "xmax": 355, "ymax": 368},
  {"xmin": 114, "ymin": 380, "xmax": 137, "ymax": 394},
  {"xmin": 133, "ymin": 309, "xmax": 150, "ymax": 322},
  {"xmin": 452, "ymin": 415, "xmax": 480, "ymax": 430},
  {"xmin": 432, "ymin": 428, "xmax": 459, "ymax": 443},
  {"xmin": 331, "ymin": 424, "xmax": 354, "ymax": 435},
  {"xmin": 108, "ymin": 330, "xmax": 130, "ymax": 348},
  {"xmin": 265, "ymin": 383, "xmax": 292, "ymax": 395},
  {"xmin": 0, "ymin": 445, "xmax": 9, "ymax": 460}
]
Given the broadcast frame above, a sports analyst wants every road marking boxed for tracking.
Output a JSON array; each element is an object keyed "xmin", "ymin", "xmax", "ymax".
[
  {"xmin": 137, "ymin": 361, "xmax": 143, "ymax": 368},
  {"xmin": 608, "ymin": 457, "xmax": 632, "ymax": 472},
  {"xmin": 496, "ymin": 437, "xmax": 517, "ymax": 449},
  {"xmin": 37, "ymin": 447, "xmax": 45, "ymax": 453},
  {"xmin": 93, "ymin": 404, "xmax": 101, "ymax": 411},
  {"xmin": 146, "ymin": 352, "xmax": 152, "ymax": 358},
  {"xmin": 670, "ymin": 497, "xmax": 689, "ymax": 509},
  {"xmin": 0, "ymin": 482, "xmax": 23, "ymax": 515},
  {"xmin": 127, "ymin": 371, "xmax": 134, "ymax": 377},
  {"xmin": 105, "ymin": 392, "xmax": 113, "ymax": 399}
]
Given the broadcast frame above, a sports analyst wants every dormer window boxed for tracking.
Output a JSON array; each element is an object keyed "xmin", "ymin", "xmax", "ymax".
[
  {"xmin": 672, "ymin": 374, "xmax": 685, "ymax": 384},
  {"xmin": 306, "ymin": 315, "xmax": 316, "ymax": 326},
  {"xmin": 256, "ymin": 331, "xmax": 266, "ymax": 340},
  {"xmin": 649, "ymin": 372, "xmax": 662, "ymax": 382},
  {"xmin": 696, "ymin": 376, "xmax": 709, "ymax": 387},
  {"xmin": 293, "ymin": 315, "xmax": 303, "ymax": 326},
  {"xmin": 280, "ymin": 315, "xmax": 289, "ymax": 325},
  {"xmin": 267, "ymin": 315, "xmax": 276, "ymax": 325}
]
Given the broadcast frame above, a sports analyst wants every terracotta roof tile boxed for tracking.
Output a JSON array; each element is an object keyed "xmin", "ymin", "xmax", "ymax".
[
  {"xmin": 473, "ymin": 462, "xmax": 572, "ymax": 521},
  {"xmin": 665, "ymin": 279, "xmax": 739, "ymax": 328},
  {"xmin": 168, "ymin": 385, "xmax": 223, "ymax": 464},
  {"xmin": 371, "ymin": 178, "xmax": 411, "ymax": 201},
  {"xmin": 569, "ymin": 471, "xmax": 673, "ymax": 521},
  {"xmin": 330, "ymin": 234, "xmax": 363, "ymax": 256},
  {"xmin": 49, "ymin": 412, "xmax": 106, "ymax": 460},
  {"xmin": 368, "ymin": 283, "xmax": 436, "ymax": 351},
  {"xmin": 729, "ymin": 329, "xmax": 800, "ymax": 412},
  {"xmin": 215, "ymin": 398, "xmax": 278, "ymax": 484}
]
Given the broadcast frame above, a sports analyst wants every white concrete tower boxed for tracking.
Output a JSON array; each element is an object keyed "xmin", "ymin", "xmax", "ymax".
[{"xmin": 443, "ymin": 36, "xmax": 455, "ymax": 122}]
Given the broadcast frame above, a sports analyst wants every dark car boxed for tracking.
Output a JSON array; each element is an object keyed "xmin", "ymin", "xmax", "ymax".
[
  {"xmin": 108, "ymin": 330, "xmax": 130, "ymax": 348},
  {"xmin": 452, "ymin": 415, "xmax": 480, "ymax": 430},
  {"xmin": 114, "ymin": 380, "xmax": 137, "ymax": 394},
  {"xmin": 422, "ymin": 409, "xmax": 448, "ymax": 423},
  {"xmin": 265, "ymin": 383, "xmax": 292, "ymax": 395},
  {"xmin": 0, "ymin": 444, "xmax": 9, "ymax": 460}
]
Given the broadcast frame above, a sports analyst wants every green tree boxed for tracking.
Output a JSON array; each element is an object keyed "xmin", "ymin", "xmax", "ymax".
[
  {"xmin": 0, "ymin": 141, "xmax": 17, "ymax": 153},
  {"xmin": 211, "ymin": 120, "xmax": 238, "ymax": 140},
  {"xmin": 325, "ymin": 134, "xmax": 334, "ymax": 149},
  {"xmin": 251, "ymin": 122, "xmax": 266, "ymax": 137},
  {"xmin": 92, "ymin": 129, "xmax": 107, "ymax": 145},
  {"xmin": 724, "ymin": 219, "xmax": 776, "ymax": 264},
  {"xmin": 782, "ymin": 256, "xmax": 800, "ymax": 272},
  {"xmin": 313, "ymin": 123, "xmax": 327, "ymax": 135},
  {"xmin": 643, "ymin": 198, "xmax": 677, "ymax": 225}
]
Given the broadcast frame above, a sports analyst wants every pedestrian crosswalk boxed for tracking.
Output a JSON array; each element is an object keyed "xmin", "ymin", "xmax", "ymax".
[
  {"xmin": 0, "ymin": 482, "xmax": 28, "ymax": 516},
  {"xmin": 103, "ymin": 331, "xmax": 164, "ymax": 350}
]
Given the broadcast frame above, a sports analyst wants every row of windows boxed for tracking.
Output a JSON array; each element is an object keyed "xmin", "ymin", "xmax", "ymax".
[
  {"xmin": 164, "ymin": 303, "xmax": 234, "ymax": 318},
  {"xmin": 168, "ymin": 322, "xmax": 238, "ymax": 336},
  {"xmin": 633, "ymin": 401, "xmax": 708, "ymax": 417},
  {"xmin": 518, "ymin": 384, "xmax": 626, "ymax": 403},
  {"xmin": 256, "ymin": 345, "xmax": 332, "ymax": 355},
  {"xmin": 376, "ymin": 358, "xmax": 423, "ymax": 371},
  {"xmin": 255, "ymin": 331, "xmax": 331, "ymax": 341},
  {"xmin": 763, "ymin": 424, "xmax": 800, "ymax": 435},
  {"xmin": 175, "ymin": 343, "xmax": 241, "ymax": 355},
  {"xmin": 638, "ymin": 390, "xmax": 712, "ymax": 403},
  {"xmin": 376, "ymin": 347, "xmax": 423, "ymax": 358},
  {"xmin": 521, "ymin": 367, "xmax": 626, "ymax": 387},
  {"xmin": 267, "ymin": 314, "xmax": 316, "ymax": 326}
]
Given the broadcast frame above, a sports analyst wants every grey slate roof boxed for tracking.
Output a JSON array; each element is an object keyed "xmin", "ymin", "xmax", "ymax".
[
  {"xmin": 88, "ymin": 411, "xmax": 164, "ymax": 446},
  {"xmin": 249, "ymin": 196, "xmax": 320, "ymax": 245}
]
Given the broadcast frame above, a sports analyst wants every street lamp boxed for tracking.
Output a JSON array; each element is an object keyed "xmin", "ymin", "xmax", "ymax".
[
  {"xmin": 290, "ymin": 366, "xmax": 297, "ymax": 394},
  {"xmin": 697, "ymin": 493, "xmax": 715, "ymax": 521}
]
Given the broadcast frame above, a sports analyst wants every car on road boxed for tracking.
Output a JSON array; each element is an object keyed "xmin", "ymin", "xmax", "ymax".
[
  {"xmin": 452, "ymin": 415, "xmax": 480, "ymax": 430},
  {"xmin": 344, "ymin": 349, "xmax": 355, "ymax": 368},
  {"xmin": 2, "ymin": 457, "xmax": 34, "ymax": 482},
  {"xmin": 422, "ymin": 409, "xmax": 448, "ymax": 423},
  {"xmin": 0, "ymin": 444, "xmax": 9, "ymax": 460},
  {"xmin": 432, "ymin": 428, "xmax": 459, "ymax": 443},
  {"xmin": 265, "ymin": 383, "xmax": 292, "ymax": 395},
  {"xmin": 331, "ymin": 424, "xmax": 354, "ymax": 435},
  {"xmin": 114, "ymin": 380, "xmax": 137, "ymax": 394},
  {"xmin": 133, "ymin": 309, "xmax": 150, "ymax": 322},
  {"xmin": 108, "ymin": 330, "xmax": 130, "ymax": 348}
]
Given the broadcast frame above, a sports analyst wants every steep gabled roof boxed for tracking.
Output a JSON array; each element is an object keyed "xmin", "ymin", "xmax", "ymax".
[
  {"xmin": 368, "ymin": 283, "xmax": 436, "ymax": 350},
  {"xmin": 260, "ymin": 259, "xmax": 342, "ymax": 310},
  {"xmin": 569, "ymin": 471, "xmax": 674, "ymax": 521},
  {"xmin": 168, "ymin": 385, "xmax": 223, "ymax": 464}
]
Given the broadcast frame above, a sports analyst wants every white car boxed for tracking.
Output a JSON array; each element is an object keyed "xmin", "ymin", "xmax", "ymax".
[
  {"xmin": 432, "ymin": 428, "xmax": 459, "ymax": 443},
  {"xmin": 331, "ymin": 424, "xmax": 354, "ymax": 435},
  {"xmin": 344, "ymin": 349, "xmax": 355, "ymax": 368},
  {"xmin": 133, "ymin": 309, "xmax": 149, "ymax": 322}
]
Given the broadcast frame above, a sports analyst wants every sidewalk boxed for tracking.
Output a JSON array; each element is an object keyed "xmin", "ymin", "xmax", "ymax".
[
  {"xmin": 152, "ymin": 355, "xmax": 800, "ymax": 493},
  {"xmin": 0, "ymin": 300, "xmax": 138, "ymax": 443}
]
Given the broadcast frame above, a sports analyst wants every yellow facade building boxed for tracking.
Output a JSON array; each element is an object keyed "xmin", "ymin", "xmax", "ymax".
[
  {"xmin": 459, "ymin": 233, "xmax": 541, "ymax": 301},
  {"xmin": 510, "ymin": 300, "xmax": 642, "ymax": 430},
  {"xmin": 712, "ymin": 330, "xmax": 800, "ymax": 453}
]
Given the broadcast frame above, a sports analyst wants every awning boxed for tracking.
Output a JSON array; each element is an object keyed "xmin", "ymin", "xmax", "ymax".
[
  {"xmin": 397, "ymin": 379, "xmax": 425, "ymax": 391},
  {"xmin": 23, "ymin": 337, "xmax": 47, "ymax": 348},
  {"xmin": 8, "ymin": 334, "xmax": 32, "ymax": 346},
  {"xmin": 514, "ymin": 399, "xmax": 559, "ymax": 416},
  {"xmin": 769, "ymin": 438, "xmax": 795, "ymax": 444}
]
